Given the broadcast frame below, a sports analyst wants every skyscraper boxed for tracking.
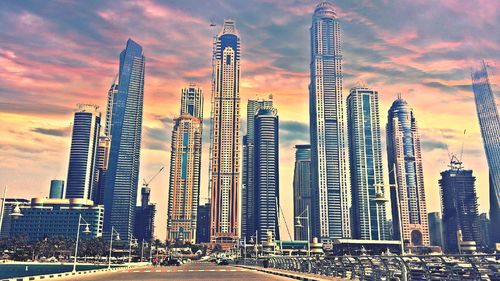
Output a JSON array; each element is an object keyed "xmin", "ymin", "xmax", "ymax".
[
  {"xmin": 242, "ymin": 98, "xmax": 273, "ymax": 240},
  {"xmin": 93, "ymin": 136, "xmax": 110, "ymax": 205},
  {"xmin": 428, "ymin": 212, "xmax": 444, "ymax": 248},
  {"xmin": 196, "ymin": 203, "xmax": 211, "ymax": 244},
  {"xmin": 386, "ymin": 97, "xmax": 430, "ymax": 247},
  {"xmin": 309, "ymin": 2, "xmax": 350, "ymax": 241},
  {"xmin": 49, "ymin": 180, "xmax": 65, "ymax": 199},
  {"xmin": 66, "ymin": 104, "xmax": 101, "ymax": 200},
  {"xmin": 208, "ymin": 20, "xmax": 241, "ymax": 242},
  {"xmin": 135, "ymin": 186, "xmax": 156, "ymax": 242},
  {"xmin": 293, "ymin": 145, "xmax": 311, "ymax": 241},
  {"xmin": 347, "ymin": 87, "xmax": 388, "ymax": 240},
  {"xmin": 439, "ymin": 160, "xmax": 481, "ymax": 253},
  {"xmin": 104, "ymin": 75, "xmax": 118, "ymax": 137},
  {"xmin": 254, "ymin": 107, "xmax": 280, "ymax": 243},
  {"xmin": 471, "ymin": 61, "xmax": 500, "ymax": 245},
  {"xmin": 104, "ymin": 39, "xmax": 145, "ymax": 241},
  {"xmin": 167, "ymin": 85, "xmax": 203, "ymax": 243}
]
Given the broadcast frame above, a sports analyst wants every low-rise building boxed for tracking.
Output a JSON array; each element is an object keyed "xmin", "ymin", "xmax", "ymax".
[{"xmin": 10, "ymin": 198, "xmax": 103, "ymax": 241}]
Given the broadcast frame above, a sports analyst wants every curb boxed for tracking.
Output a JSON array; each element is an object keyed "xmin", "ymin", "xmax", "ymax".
[
  {"xmin": 3, "ymin": 265, "xmax": 138, "ymax": 281},
  {"xmin": 235, "ymin": 265, "xmax": 325, "ymax": 281}
]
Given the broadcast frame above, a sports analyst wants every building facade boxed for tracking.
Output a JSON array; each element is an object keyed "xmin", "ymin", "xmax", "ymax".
[
  {"xmin": 428, "ymin": 212, "xmax": 444, "ymax": 248},
  {"xmin": 49, "ymin": 180, "xmax": 65, "ymax": 199},
  {"xmin": 309, "ymin": 1, "xmax": 350, "ymax": 241},
  {"xmin": 104, "ymin": 39, "xmax": 145, "ymax": 242},
  {"xmin": 66, "ymin": 104, "xmax": 101, "ymax": 200},
  {"xmin": 293, "ymin": 145, "xmax": 312, "ymax": 241},
  {"xmin": 0, "ymin": 199, "xmax": 30, "ymax": 239},
  {"xmin": 386, "ymin": 97, "xmax": 429, "ymax": 247},
  {"xmin": 439, "ymin": 164, "xmax": 482, "ymax": 253},
  {"xmin": 208, "ymin": 20, "xmax": 241, "ymax": 242},
  {"xmin": 471, "ymin": 61, "xmax": 500, "ymax": 245},
  {"xmin": 242, "ymin": 98, "xmax": 273, "ymax": 240},
  {"xmin": 180, "ymin": 85, "xmax": 203, "ymax": 120},
  {"xmin": 254, "ymin": 107, "xmax": 280, "ymax": 243},
  {"xmin": 347, "ymin": 88, "xmax": 389, "ymax": 240},
  {"xmin": 10, "ymin": 198, "xmax": 104, "ymax": 242},
  {"xmin": 167, "ymin": 115, "xmax": 202, "ymax": 243}
]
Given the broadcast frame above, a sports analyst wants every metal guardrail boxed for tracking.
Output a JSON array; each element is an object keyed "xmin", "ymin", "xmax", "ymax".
[{"xmin": 239, "ymin": 254, "xmax": 500, "ymax": 281}]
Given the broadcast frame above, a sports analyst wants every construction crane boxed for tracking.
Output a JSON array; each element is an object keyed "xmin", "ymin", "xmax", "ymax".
[
  {"xmin": 140, "ymin": 167, "xmax": 164, "ymax": 207},
  {"xmin": 143, "ymin": 167, "xmax": 164, "ymax": 188}
]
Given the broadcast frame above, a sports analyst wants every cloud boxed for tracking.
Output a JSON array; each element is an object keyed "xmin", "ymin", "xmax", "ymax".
[{"xmin": 30, "ymin": 126, "xmax": 71, "ymax": 137}]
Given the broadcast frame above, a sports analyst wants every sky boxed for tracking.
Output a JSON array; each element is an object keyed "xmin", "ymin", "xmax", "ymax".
[{"xmin": 0, "ymin": 0, "xmax": 499, "ymax": 241}]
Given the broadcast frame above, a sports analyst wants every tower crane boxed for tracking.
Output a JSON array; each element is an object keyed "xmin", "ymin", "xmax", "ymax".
[
  {"xmin": 143, "ymin": 167, "xmax": 164, "ymax": 188},
  {"xmin": 140, "ymin": 167, "xmax": 164, "ymax": 207}
]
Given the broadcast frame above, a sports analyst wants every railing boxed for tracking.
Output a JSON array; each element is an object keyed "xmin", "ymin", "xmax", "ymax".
[{"xmin": 239, "ymin": 254, "xmax": 500, "ymax": 280}]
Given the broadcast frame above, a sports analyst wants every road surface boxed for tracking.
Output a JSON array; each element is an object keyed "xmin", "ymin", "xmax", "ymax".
[{"xmin": 56, "ymin": 261, "xmax": 294, "ymax": 280}]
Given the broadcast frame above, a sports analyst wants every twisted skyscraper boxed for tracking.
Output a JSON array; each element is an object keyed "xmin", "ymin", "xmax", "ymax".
[
  {"xmin": 309, "ymin": 2, "xmax": 350, "ymax": 241},
  {"xmin": 471, "ymin": 61, "xmax": 500, "ymax": 245},
  {"xmin": 208, "ymin": 20, "xmax": 241, "ymax": 242},
  {"xmin": 104, "ymin": 39, "xmax": 145, "ymax": 242}
]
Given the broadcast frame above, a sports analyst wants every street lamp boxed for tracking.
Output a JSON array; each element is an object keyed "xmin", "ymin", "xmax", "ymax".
[
  {"xmin": 72, "ymin": 214, "xmax": 91, "ymax": 273},
  {"xmin": 128, "ymin": 235, "xmax": 138, "ymax": 264},
  {"xmin": 295, "ymin": 205, "xmax": 310, "ymax": 256},
  {"xmin": 108, "ymin": 226, "xmax": 120, "ymax": 269}
]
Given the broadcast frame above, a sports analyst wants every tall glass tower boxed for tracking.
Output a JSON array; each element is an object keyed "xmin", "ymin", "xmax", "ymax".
[
  {"xmin": 254, "ymin": 107, "xmax": 280, "ymax": 243},
  {"xmin": 309, "ymin": 1, "xmax": 350, "ymax": 241},
  {"xmin": 242, "ymin": 98, "xmax": 273, "ymax": 240},
  {"xmin": 386, "ymin": 97, "xmax": 429, "ymax": 247},
  {"xmin": 167, "ymin": 85, "xmax": 203, "ymax": 243},
  {"xmin": 471, "ymin": 61, "xmax": 500, "ymax": 245},
  {"xmin": 66, "ymin": 104, "xmax": 101, "ymax": 200},
  {"xmin": 293, "ymin": 144, "xmax": 311, "ymax": 241},
  {"xmin": 104, "ymin": 39, "xmax": 145, "ymax": 241},
  {"xmin": 347, "ymin": 87, "xmax": 388, "ymax": 240},
  {"xmin": 208, "ymin": 20, "xmax": 241, "ymax": 242}
]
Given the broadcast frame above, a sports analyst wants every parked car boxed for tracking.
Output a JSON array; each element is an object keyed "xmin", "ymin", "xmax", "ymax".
[
  {"xmin": 216, "ymin": 258, "xmax": 229, "ymax": 266},
  {"xmin": 163, "ymin": 258, "xmax": 182, "ymax": 266}
]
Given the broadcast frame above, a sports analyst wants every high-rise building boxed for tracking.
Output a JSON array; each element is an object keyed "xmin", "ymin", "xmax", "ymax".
[
  {"xmin": 242, "ymin": 98, "xmax": 273, "ymax": 240},
  {"xmin": 180, "ymin": 85, "xmax": 203, "ymax": 120},
  {"xmin": 196, "ymin": 203, "xmax": 211, "ymax": 244},
  {"xmin": 471, "ymin": 61, "xmax": 500, "ymax": 245},
  {"xmin": 135, "ymin": 186, "xmax": 156, "ymax": 242},
  {"xmin": 166, "ymin": 85, "xmax": 203, "ymax": 243},
  {"xmin": 104, "ymin": 75, "xmax": 118, "ymax": 137},
  {"xmin": 10, "ymin": 198, "xmax": 103, "ymax": 242},
  {"xmin": 208, "ymin": 20, "xmax": 241, "ymax": 242},
  {"xmin": 428, "ymin": 212, "xmax": 444, "ymax": 248},
  {"xmin": 93, "ymin": 136, "xmax": 110, "ymax": 205},
  {"xmin": 66, "ymin": 104, "xmax": 101, "ymax": 201},
  {"xmin": 104, "ymin": 39, "xmax": 145, "ymax": 241},
  {"xmin": 309, "ymin": 1, "xmax": 350, "ymax": 241},
  {"xmin": 386, "ymin": 97, "xmax": 430, "ymax": 247},
  {"xmin": 49, "ymin": 180, "xmax": 65, "ymax": 199},
  {"xmin": 293, "ymin": 145, "xmax": 311, "ymax": 241},
  {"xmin": 254, "ymin": 107, "xmax": 280, "ymax": 243},
  {"xmin": 347, "ymin": 87, "xmax": 389, "ymax": 240},
  {"xmin": 478, "ymin": 213, "xmax": 491, "ymax": 249},
  {"xmin": 439, "ymin": 161, "xmax": 481, "ymax": 253},
  {"xmin": 167, "ymin": 115, "xmax": 203, "ymax": 243}
]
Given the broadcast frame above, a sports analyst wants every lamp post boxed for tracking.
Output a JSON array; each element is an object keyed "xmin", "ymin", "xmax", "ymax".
[
  {"xmin": 72, "ymin": 214, "xmax": 91, "ymax": 273},
  {"xmin": 295, "ymin": 205, "xmax": 310, "ymax": 256},
  {"xmin": 249, "ymin": 230, "xmax": 258, "ymax": 258},
  {"xmin": 128, "ymin": 235, "xmax": 138, "ymax": 264},
  {"xmin": 141, "ymin": 239, "xmax": 148, "ymax": 262},
  {"xmin": 108, "ymin": 226, "xmax": 120, "ymax": 269}
]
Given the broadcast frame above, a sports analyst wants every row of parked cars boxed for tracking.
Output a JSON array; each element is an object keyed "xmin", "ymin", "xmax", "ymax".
[{"xmin": 161, "ymin": 257, "xmax": 192, "ymax": 266}]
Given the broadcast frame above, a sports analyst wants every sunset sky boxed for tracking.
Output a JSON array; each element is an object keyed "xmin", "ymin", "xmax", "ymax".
[{"xmin": 1, "ymin": 0, "xmax": 499, "ymax": 240}]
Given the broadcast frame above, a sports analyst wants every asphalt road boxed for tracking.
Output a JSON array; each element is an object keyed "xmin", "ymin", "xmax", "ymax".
[{"xmin": 56, "ymin": 262, "xmax": 294, "ymax": 280}]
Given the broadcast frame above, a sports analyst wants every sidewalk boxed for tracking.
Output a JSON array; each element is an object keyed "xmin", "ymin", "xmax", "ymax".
[{"xmin": 235, "ymin": 265, "xmax": 351, "ymax": 281}]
